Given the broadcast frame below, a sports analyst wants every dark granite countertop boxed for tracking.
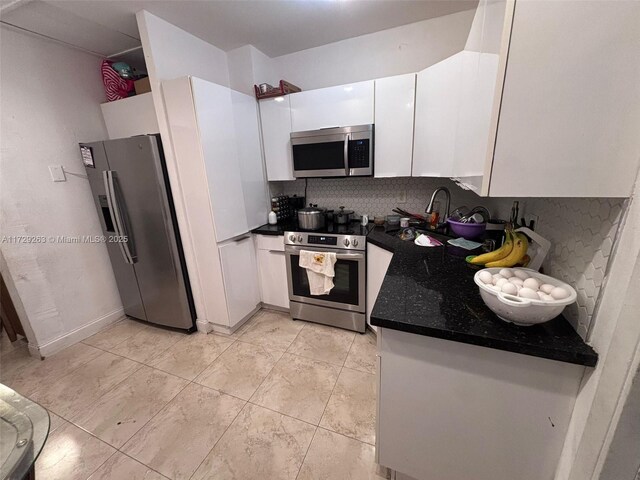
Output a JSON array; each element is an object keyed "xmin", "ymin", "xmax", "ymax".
[
  {"xmin": 252, "ymin": 221, "xmax": 374, "ymax": 237},
  {"xmin": 252, "ymin": 222, "xmax": 294, "ymax": 236},
  {"xmin": 368, "ymin": 226, "xmax": 598, "ymax": 367}
]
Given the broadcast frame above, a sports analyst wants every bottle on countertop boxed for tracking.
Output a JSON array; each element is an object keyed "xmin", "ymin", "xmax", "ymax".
[{"xmin": 268, "ymin": 211, "xmax": 278, "ymax": 225}]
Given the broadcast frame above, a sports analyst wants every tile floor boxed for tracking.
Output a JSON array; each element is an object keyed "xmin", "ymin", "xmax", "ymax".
[{"xmin": 0, "ymin": 309, "xmax": 387, "ymax": 480}]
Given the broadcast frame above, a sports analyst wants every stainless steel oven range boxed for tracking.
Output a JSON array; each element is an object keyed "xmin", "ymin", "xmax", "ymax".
[{"xmin": 285, "ymin": 227, "xmax": 367, "ymax": 333}]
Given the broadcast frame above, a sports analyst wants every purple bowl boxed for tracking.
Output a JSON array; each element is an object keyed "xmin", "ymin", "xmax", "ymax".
[{"xmin": 447, "ymin": 218, "xmax": 486, "ymax": 240}]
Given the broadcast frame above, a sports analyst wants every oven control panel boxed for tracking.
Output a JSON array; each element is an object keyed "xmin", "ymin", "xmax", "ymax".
[
  {"xmin": 285, "ymin": 232, "xmax": 366, "ymax": 251},
  {"xmin": 307, "ymin": 235, "xmax": 338, "ymax": 246}
]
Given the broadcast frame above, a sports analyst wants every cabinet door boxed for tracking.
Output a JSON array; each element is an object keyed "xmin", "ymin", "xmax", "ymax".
[
  {"xmin": 412, "ymin": 53, "xmax": 463, "ymax": 177},
  {"xmin": 374, "ymin": 74, "xmax": 416, "ymax": 178},
  {"xmin": 451, "ymin": 51, "xmax": 500, "ymax": 181},
  {"xmin": 257, "ymin": 248, "xmax": 289, "ymax": 309},
  {"xmin": 289, "ymin": 81, "xmax": 374, "ymax": 132},
  {"xmin": 219, "ymin": 236, "xmax": 261, "ymax": 329},
  {"xmin": 191, "ymin": 78, "xmax": 249, "ymax": 241},
  {"xmin": 259, "ymin": 96, "xmax": 295, "ymax": 181},
  {"xmin": 488, "ymin": 1, "xmax": 640, "ymax": 197},
  {"xmin": 452, "ymin": 0, "xmax": 510, "ymax": 193},
  {"xmin": 232, "ymin": 91, "xmax": 270, "ymax": 230},
  {"xmin": 366, "ymin": 243, "xmax": 393, "ymax": 332}
]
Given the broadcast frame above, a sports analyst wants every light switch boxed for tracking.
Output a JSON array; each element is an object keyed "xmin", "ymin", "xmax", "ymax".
[{"xmin": 49, "ymin": 165, "xmax": 66, "ymax": 182}]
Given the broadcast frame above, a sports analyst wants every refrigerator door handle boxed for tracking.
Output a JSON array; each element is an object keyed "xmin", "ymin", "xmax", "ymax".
[{"xmin": 103, "ymin": 170, "xmax": 136, "ymax": 264}]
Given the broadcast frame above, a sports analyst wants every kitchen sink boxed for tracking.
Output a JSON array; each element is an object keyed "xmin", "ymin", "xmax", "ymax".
[{"xmin": 385, "ymin": 225, "xmax": 454, "ymax": 241}]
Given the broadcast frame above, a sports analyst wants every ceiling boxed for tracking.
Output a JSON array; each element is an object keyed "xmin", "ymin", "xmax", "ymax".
[{"xmin": 1, "ymin": 0, "xmax": 477, "ymax": 57}]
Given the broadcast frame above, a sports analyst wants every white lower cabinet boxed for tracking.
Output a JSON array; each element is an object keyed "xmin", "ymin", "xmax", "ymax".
[
  {"xmin": 366, "ymin": 243, "xmax": 393, "ymax": 332},
  {"xmin": 377, "ymin": 328, "xmax": 585, "ymax": 480},
  {"xmin": 255, "ymin": 235, "xmax": 289, "ymax": 309},
  {"xmin": 218, "ymin": 236, "xmax": 261, "ymax": 329}
]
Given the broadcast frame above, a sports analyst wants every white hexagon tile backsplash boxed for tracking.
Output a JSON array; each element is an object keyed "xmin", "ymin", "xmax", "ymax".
[
  {"xmin": 272, "ymin": 177, "xmax": 627, "ymax": 339},
  {"xmin": 522, "ymin": 198, "xmax": 626, "ymax": 338}
]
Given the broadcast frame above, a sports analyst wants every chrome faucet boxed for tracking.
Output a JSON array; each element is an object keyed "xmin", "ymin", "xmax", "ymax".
[{"xmin": 425, "ymin": 187, "xmax": 451, "ymax": 227}]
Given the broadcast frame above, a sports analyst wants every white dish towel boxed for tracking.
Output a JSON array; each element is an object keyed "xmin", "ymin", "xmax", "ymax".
[{"xmin": 299, "ymin": 250, "xmax": 337, "ymax": 295}]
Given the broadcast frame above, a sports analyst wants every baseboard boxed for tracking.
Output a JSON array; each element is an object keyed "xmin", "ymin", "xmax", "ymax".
[
  {"xmin": 30, "ymin": 308, "xmax": 125, "ymax": 357},
  {"xmin": 196, "ymin": 318, "xmax": 213, "ymax": 333},
  {"xmin": 260, "ymin": 302, "xmax": 290, "ymax": 313},
  {"xmin": 210, "ymin": 305, "xmax": 262, "ymax": 336}
]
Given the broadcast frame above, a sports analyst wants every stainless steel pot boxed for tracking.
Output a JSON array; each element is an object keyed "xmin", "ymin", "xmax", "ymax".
[
  {"xmin": 335, "ymin": 206, "xmax": 354, "ymax": 225},
  {"xmin": 297, "ymin": 204, "xmax": 326, "ymax": 230}
]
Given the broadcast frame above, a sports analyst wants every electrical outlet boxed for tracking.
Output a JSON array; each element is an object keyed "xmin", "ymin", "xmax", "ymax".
[
  {"xmin": 397, "ymin": 189, "xmax": 407, "ymax": 204},
  {"xmin": 49, "ymin": 165, "xmax": 66, "ymax": 182}
]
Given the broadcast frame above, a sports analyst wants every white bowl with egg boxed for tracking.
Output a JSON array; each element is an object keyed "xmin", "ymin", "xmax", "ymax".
[{"xmin": 474, "ymin": 268, "xmax": 577, "ymax": 326}]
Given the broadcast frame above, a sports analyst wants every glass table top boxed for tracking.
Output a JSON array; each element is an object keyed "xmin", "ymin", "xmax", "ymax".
[{"xmin": 0, "ymin": 384, "xmax": 50, "ymax": 480}]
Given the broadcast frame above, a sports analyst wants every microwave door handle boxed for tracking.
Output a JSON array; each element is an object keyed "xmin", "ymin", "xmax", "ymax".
[{"xmin": 343, "ymin": 134, "xmax": 350, "ymax": 176}]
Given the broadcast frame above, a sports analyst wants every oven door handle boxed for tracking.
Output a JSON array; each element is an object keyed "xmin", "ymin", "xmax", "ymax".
[
  {"xmin": 335, "ymin": 252, "xmax": 364, "ymax": 260},
  {"xmin": 285, "ymin": 246, "xmax": 364, "ymax": 261},
  {"xmin": 343, "ymin": 133, "xmax": 350, "ymax": 176}
]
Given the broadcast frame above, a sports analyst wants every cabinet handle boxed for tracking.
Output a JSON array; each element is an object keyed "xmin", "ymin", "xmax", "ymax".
[
  {"xmin": 268, "ymin": 249, "xmax": 285, "ymax": 254},
  {"xmin": 233, "ymin": 235, "xmax": 252, "ymax": 243}
]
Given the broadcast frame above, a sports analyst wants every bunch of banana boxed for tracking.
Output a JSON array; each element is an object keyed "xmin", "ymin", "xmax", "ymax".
[{"xmin": 466, "ymin": 230, "xmax": 529, "ymax": 267}]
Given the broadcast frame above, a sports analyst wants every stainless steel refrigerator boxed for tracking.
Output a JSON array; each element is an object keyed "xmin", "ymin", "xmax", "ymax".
[{"xmin": 80, "ymin": 135, "xmax": 196, "ymax": 330}]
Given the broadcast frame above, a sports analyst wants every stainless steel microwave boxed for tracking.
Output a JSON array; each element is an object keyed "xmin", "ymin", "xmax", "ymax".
[{"xmin": 290, "ymin": 124, "xmax": 374, "ymax": 178}]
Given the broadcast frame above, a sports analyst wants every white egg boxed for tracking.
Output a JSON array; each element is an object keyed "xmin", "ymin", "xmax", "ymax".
[
  {"xmin": 501, "ymin": 283, "xmax": 518, "ymax": 295},
  {"xmin": 550, "ymin": 287, "xmax": 570, "ymax": 300},
  {"xmin": 523, "ymin": 278, "xmax": 540, "ymax": 290},
  {"xmin": 537, "ymin": 291, "xmax": 546, "ymax": 300},
  {"xmin": 499, "ymin": 268, "xmax": 514, "ymax": 279},
  {"xmin": 490, "ymin": 285, "xmax": 502, "ymax": 292},
  {"xmin": 478, "ymin": 271, "xmax": 493, "ymax": 285},
  {"xmin": 509, "ymin": 277, "xmax": 524, "ymax": 286},
  {"xmin": 513, "ymin": 269, "xmax": 530, "ymax": 280},
  {"xmin": 518, "ymin": 287, "xmax": 539, "ymax": 300},
  {"xmin": 492, "ymin": 274, "xmax": 505, "ymax": 285},
  {"xmin": 496, "ymin": 278, "xmax": 509, "ymax": 288},
  {"xmin": 542, "ymin": 294, "xmax": 555, "ymax": 302},
  {"xmin": 540, "ymin": 284, "xmax": 555, "ymax": 294}
]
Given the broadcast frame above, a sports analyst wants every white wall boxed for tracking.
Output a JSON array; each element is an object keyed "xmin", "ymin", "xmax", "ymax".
[
  {"xmin": 555, "ymin": 166, "xmax": 640, "ymax": 480},
  {"xmin": 269, "ymin": 9, "xmax": 475, "ymax": 90},
  {"xmin": 138, "ymin": 11, "xmax": 230, "ymax": 88},
  {"xmin": 227, "ymin": 44, "xmax": 277, "ymax": 96},
  {"xmin": 599, "ymin": 364, "xmax": 640, "ymax": 480},
  {"xmin": 0, "ymin": 26, "xmax": 123, "ymax": 356},
  {"xmin": 226, "ymin": 9, "xmax": 475, "ymax": 95}
]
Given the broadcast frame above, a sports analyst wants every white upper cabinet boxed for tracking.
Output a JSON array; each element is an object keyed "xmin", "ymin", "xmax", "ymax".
[
  {"xmin": 412, "ymin": 53, "xmax": 463, "ymax": 177},
  {"xmin": 191, "ymin": 78, "xmax": 249, "ymax": 241},
  {"xmin": 451, "ymin": 51, "xmax": 499, "ymax": 181},
  {"xmin": 486, "ymin": 0, "xmax": 640, "ymax": 197},
  {"xmin": 232, "ymin": 90, "xmax": 270, "ymax": 229},
  {"xmin": 289, "ymin": 80, "xmax": 374, "ymax": 132},
  {"xmin": 259, "ymin": 96, "xmax": 295, "ymax": 181},
  {"xmin": 374, "ymin": 74, "xmax": 416, "ymax": 178},
  {"xmin": 100, "ymin": 92, "xmax": 159, "ymax": 139}
]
